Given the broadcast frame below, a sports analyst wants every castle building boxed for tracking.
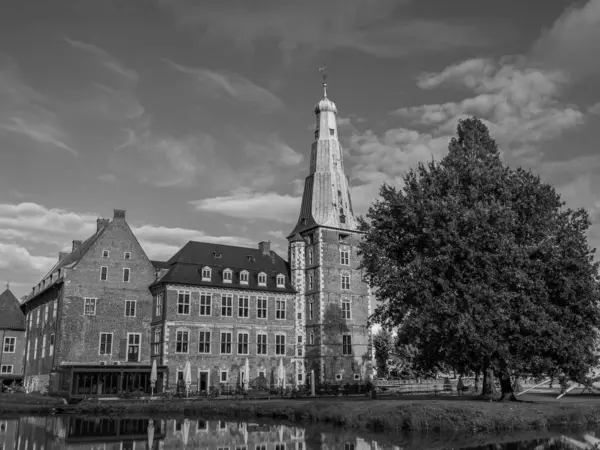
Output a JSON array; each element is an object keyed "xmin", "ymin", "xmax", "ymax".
[
  {"xmin": 149, "ymin": 240, "xmax": 299, "ymax": 391},
  {"xmin": 20, "ymin": 210, "xmax": 166, "ymax": 396},
  {"xmin": 0, "ymin": 286, "xmax": 26, "ymax": 387},
  {"xmin": 288, "ymin": 78, "xmax": 373, "ymax": 383}
]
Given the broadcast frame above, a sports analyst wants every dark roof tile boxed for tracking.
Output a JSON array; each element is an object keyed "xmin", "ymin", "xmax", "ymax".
[{"xmin": 0, "ymin": 288, "xmax": 25, "ymax": 330}]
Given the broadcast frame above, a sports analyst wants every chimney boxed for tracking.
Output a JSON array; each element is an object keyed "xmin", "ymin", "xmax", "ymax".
[
  {"xmin": 258, "ymin": 241, "xmax": 271, "ymax": 256},
  {"xmin": 58, "ymin": 252, "xmax": 68, "ymax": 261},
  {"xmin": 72, "ymin": 240, "xmax": 82, "ymax": 252},
  {"xmin": 113, "ymin": 209, "xmax": 126, "ymax": 220},
  {"xmin": 96, "ymin": 218, "xmax": 110, "ymax": 232}
]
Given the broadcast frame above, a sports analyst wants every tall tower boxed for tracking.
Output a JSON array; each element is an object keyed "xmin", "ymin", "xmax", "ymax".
[{"xmin": 288, "ymin": 71, "xmax": 372, "ymax": 384}]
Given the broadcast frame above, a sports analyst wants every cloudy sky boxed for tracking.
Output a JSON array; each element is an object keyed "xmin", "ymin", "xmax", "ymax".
[{"xmin": 1, "ymin": 0, "xmax": 599, "ymax": 299}]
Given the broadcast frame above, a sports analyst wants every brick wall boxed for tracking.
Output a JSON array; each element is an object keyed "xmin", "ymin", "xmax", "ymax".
[{"xmin": 0, "ymin": 329, "xmax": 25, "ymax": 377}]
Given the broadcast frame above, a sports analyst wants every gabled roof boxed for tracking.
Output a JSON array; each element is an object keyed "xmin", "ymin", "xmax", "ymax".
[
  {"xmin": 43, "ymin": 227, "xmax": 108, "ymax": 277},
  {"xmin": 153, "ymin": 241, "xmax": 295, "ymax": 293},
  {"xmin": 0, "ymin": 288, "xmax": 25, "ymax": 330}
]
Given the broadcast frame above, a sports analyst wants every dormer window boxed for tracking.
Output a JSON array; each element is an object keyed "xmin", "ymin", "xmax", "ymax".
[
  {"xmin": 258, "ymin": 272, "xmax": 267, "ymax": 286},
  {"xmin": 223, "ymin": 269, "xmax": 232, "ymax": 284},
  {"xmin": 240, "ymin": 270, "xmax": 249, "ymax": 285},
  {"xmin": 201, "ymin": 267, "xmax": 211, "ymax": 281},
  {"xmin": 212, "ymin": 252, "xmax": 222, "ymax": 259},
  {"xmin": 276, "ymin": 274, "xmax": 285, "ymax": 288},
  {"xmin": 102, "ymin": 250, "xmax": 109, "ymax": 259},
  {"xmin": 247, "ymin": 256, "xmax": 256, "ymax": 263}
]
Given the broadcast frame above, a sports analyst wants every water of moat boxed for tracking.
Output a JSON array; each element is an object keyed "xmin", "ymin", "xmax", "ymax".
[{"xmin": 2, "ymin": 415, "xmax": 600, "ymax": 450}]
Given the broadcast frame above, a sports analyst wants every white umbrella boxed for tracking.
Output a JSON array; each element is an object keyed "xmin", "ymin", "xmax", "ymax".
[
  {"xmin": 184, "ymin": 361, "xmax": 192, "ymax": 397},
  {"xmin": 182, "ymin": 418, "xmax": 190, "ymax": 447},
  {"xmin": 150, "ymin": 360, "xmax": 158, "ymax": 396},
  {"xmin": 244, "ymin": 358, "xmax": 250, "ymax": 391},
  {"xmin": 147, "ymin": 419, "xmax": 154, "ymax": 450}
]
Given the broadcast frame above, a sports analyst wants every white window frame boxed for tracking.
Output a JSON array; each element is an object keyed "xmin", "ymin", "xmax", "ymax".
[
  {"xmin": 308, "ymin": 273, "xmax": 313, "ymax": 290},
  {"xmin": 237, "ymin": 331, "xmax": 249, "ymax": 355},
  {"xmin": 175, "ymin": 329, "xmax": 190, "ymax": 354},
  {"xmin": 100, "ymin": 266, "xmax": 108, "ymax": 281},
  {"xmin": 33, "ymin": 338, "xmax": 38, "ymax": 359},
  {"xmin": 341, "ymin": 300, "xmax": 351, "ymax": 319},
  {"xmin": 52, "ymin": 300, "xmax": 57, "ymax": 319},
  {"xmin": 0, "ymin": 365, "xmax": 13, "ymax": 374},
  {"xmin": 341, "ymin": 274, "xmax": 350, "ymax": 290},
  {"xmin": 238, "ymin": 296, "xmax": 249, "ymax": 318},
  {"xmin": 199, "ymin": 293, "xmax": 212, "ymax": 316},
  {"xmin": 257, "ymin": 333, "xmax": 267, "ymax": 355},
  {"xmin": 220, "ymin": 331, "xmax": 232, "ymax": 355},
  {"xmin": 220, "ymin": 370, "xmax": 228, "ymax": 383},
  {"xmin": 123, "ymin": 267, "xmax": 130, "ymax": 282},
  {"xmin": 155, "ymin": 293, "xmax": 163, "ymax": 316},
  {"xmin": 44, "ymin": 304, "xmax": 48, "ymax": 323},
  {"xmin": 99, "ymin": 332, "xmax": 113, "ymax": 355},
  {"xmin": 257, "ymin": 296, "xmax": 267, "ymax": 319},
  {"xmin": 41, "ymin": 335, "xmax": 46, "ymax": 357},
  {"xmin": 308, "ymin": 249, "xmax": 313, "ymax": 265},
  {"xmin": 223, "ymin": 269, "xmax": 233, "ymax": 283},
  {"xmin": 36, "ymin": 309, "xmax": 40, "ymax": 326},
  {"xmin": 240, "ymin": 270, "xmax": 249, "ymax": 285},
  {"xmin": 3, "ymin": 337, "xmax": 15, "ymax": 353},
  {"xmin": 340, "ymin": 249, "xmax": 349, "ymax": 265},
  {"xmin": 257, "ymin": 272, "xmax": 267, "ymax": 286},
  {"xmin": 309, "ymin": 331, "xmax": 314, "ymax": 345},
  {"xmin": 152, "ymin": 329, "xmax": 162, "ymax": 355},
  {"xmin": 102, "ymin": 250, "xmax": 110, "ymax": 259},
  {"xmin": 221, "ymin": 294, "xmax": 233, "ymax": 317},
  {"xmin": 342, "ymin": 334, "xmax": 352, "ymax": 355},
  {"xmin": 309, "ymin": 300, "xmax": 314, "ymax": 319},
  {"xmin": 276, "ymin": 274, "xmax": 285, "ymax": 287},
  {"xmin": 49, "ymin": 333, "xmax": 55, "ymax": 356},
  {"xmin": 198, "ymin": 330, "xmax": 211, "ymax": 354},
  {"xmin": 275, "ymin": 334, "xmax": 286, "ymax": 356},
  {"xmin": 201, "ymin": 266, "xmax": 211, "ymax": 281},
  {"xmin": 84, "ymin": 298, "xmax": 97, "ymax": 316},
  {"xmin": 127, "ymin": 333, "xmax": 141, "ymax": 362},
  {"xmin": 275, "ymin": 299, "xmax": 286, "ymax": 320},
  {"xmin": 177, "ymin": 291, "xmax": 191, "ymax": 315},
  {"xmin": 124, "ymin": 251, "xmax": 131, "ymax": 260},
  {"xmin": 26, "ymin": 341, "xmax": 30, "ymax": 361},
  {"xmin": 125, "ymin": 299, "xmax": 136, "ymax": 317}
]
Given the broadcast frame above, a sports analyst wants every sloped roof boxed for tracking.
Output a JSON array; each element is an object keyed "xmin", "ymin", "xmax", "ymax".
[
  {"xmin": 151, "ymin": 260, "xmax": 170, "ymax": 270},
  {"xmin": 154, "ymin": 241, "xmax": 295, "ymax": 293},
  {"xmin": 0, "ymin": 288, "xmax": 25, "ymax": 330},
  {"xmin": 43, "ymin": 227, "xmax": 108, "ymax": 277}
]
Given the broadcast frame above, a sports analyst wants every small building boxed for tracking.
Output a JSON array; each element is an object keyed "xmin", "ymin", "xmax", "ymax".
[
  {"xmin": 0, "ymin": 287, "xmax": 26, "ymax": 387},
  {"xmin": 20, "ymin": 209, "xmax": 167, "ymax": 397},
  {"xmin": 150, "ymin": 240, "xmax": 299, "ymax": 392}
]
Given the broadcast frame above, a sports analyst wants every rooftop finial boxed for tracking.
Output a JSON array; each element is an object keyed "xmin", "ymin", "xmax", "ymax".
[
  {"xmin": 4, "ymin": 281, "xmax": 9, "ymax": 291},
  {"xmin": 319, "ymin": 66, "xmax": 327, "ymax": 98}
]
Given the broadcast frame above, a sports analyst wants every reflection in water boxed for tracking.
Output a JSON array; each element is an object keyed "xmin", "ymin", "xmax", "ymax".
[{"xmin": 1, "ymin": 415, "xmax": 600, "ymax": 449}]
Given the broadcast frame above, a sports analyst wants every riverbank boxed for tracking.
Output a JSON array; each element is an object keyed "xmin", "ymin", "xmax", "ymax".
[{"xmin": 2, "ymin": 393, "xmax": 600, "ymax": 433}]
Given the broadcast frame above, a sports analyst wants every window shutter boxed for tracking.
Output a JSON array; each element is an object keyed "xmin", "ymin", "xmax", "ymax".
[{"xmin": 118, "ymin": 338, "xmax": 127, "ymax": 360}]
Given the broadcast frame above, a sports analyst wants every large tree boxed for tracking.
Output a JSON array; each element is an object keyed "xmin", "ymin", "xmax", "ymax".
[{"xmin": 359, "ymin": 117, "xmax": 600, "ymax": 400}]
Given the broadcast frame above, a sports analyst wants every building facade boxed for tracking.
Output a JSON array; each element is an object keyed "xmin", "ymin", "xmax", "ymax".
[
  {"xmin": 150, "ymin": 241, "xmax": 300, "ymax": 391},
  {"xmin": 0, "ymin": 287, "xmax": 26, "ymax": 387},
  {"xmin": 288, "ymin": 81, "xmax": 373, "ymax": 383},
  {"xmin": 21, "ymin": 210, "xmax": 166, "ymax": 396}
]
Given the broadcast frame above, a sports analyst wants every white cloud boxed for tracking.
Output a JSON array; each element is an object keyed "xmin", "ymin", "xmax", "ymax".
[
  {"xmin": 166, "ymin": 59, "xmax": 284, "ymax": 113},
  {"xmin": 0, "ymin": 243, "xmax": 55, "ymax": 273},
  {"xmin": 190, "ymin": 188, "xmax": 301, "ymax": 223},
  {"xmin": 242, "ymin": 134, "xmax": 303, "ymax": 167}
]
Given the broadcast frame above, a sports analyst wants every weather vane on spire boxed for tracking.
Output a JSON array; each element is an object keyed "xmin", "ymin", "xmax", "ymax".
[
  {"xmin": 319, "ymin": 66, "xmax": 328, "ymax": 98},
  {"xmin": 4, "ymin": 281, "xmax": 9, "ymax": 290}
]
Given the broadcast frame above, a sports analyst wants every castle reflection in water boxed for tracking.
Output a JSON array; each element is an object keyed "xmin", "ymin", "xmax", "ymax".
[{"xmin": 0, "ymin": 416, "xmax": 382, "ymax": 450}]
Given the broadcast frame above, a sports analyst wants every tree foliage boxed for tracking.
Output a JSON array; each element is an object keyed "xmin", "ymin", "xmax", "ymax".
[{"xmin": 359, "ymin": 117, "xmax": 600, "ymax": 399}]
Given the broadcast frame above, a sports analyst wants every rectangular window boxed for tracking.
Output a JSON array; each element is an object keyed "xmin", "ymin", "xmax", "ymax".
[
  {"xmin": 220, "ymin": 370, "xmax": 228, "ymax": 383},
  {"xmin": 220, "ymin": 332, "xmax": 232, "ymax": 354},
  {"xmin": 49, "ymin": 334, "xmax": 55, "ymax": 356},
  {"xmin": 201, "ymin": 268, "xmax": 211, "ymax": 280},
  {"xmin": 99, "ymin": 333, "xmax": 113, "ymax": 355},
  {"xmin": 308, "ymin": 273, "xmax": 313, "ymax": 290},
  {"xmin": 276, "ymin": 275, "xmax": 285, "ymax": 287},
  {"xmin": 342, "ymin": 300, "xmax": 351, "ymax": 319},
  {"xmin": 3, "ymin": 337, "xmax": 15, "ymax": 353},
  {"xmin": 342, "ymin": 335, "xmax": 352, "ymax": 355},
  {"xmin": 0, "ymin": 365, "xmax": 13, "ymax": 374},
  {"xmin": 309, "ymin": 300, "xmax": 314, "ymax": 319},
  {"xmin": 223, "ymin": 270, "xmax": 232, "ymax": 283},
  {"xmin": 127, "ymin": 333, "xmax": 141, "ymax": 362},
  {"xmin": 102, "ymin": 250, "xmax": 109, "ymax": 258},
  {"xmin": 257, "ymin": 297, "xmax": 267, "ymax": 319},
  {"xmin": 100, "ymin": 266, "xmax": 108, "ymax": 281},
  {"xmin": 29, "ymin": 313, "xmax": 32, "ymax": 330},
  {"xmin": 124, "ymin": 251, "xmax": 131, "ymax": 259},
  {"xmin": 44, "ymin": 304, "xmax": 48, "ymax": 322},
  {"xmin": 308, "ymin": 249, "xmax": 313, "ymax": 265},
  {"xmin": 340, "ymin": 250, "xmax": 349, "ymax": 265},
  {"xmin": 33, "ymin": 338, "xmax": 38, "ymax": 359},
  {"xmin": 123, "ymin": 268, "xmax": 130, "ymax": 282},
  {"xmin": 257, "ymin": 333, "xmax": 267, "ymax": 355},
  {"xmin": 256, "ymin": 445, "xmax": 267, "ymax": 450},
  {"xmin": 26, "ymin": 341, "xmax": 30, "ymax": 361},
  {"xmin": 221, "ymin": 295, "xmax": 233, "ymax": 317},
  {"xmin": 258, "ymin": 273, "xmax": 267, "ymax": 286},
  {"xmin": 125, "ymin": 300, "xmax": 136, "ymax": 317},
  {"xmin": 84, "ymin": 298, "xmax": 97, "ymax": 316},
  {"xmin": 199, "ymin": 294, "xmax": 212, "ymax": 316},
  {"xmin": 41, "ymin": 335, "xmax": 46, "ymax": 357},
  {"xmin": 155, "ymin": 293, "xmax": 163, "ymax": 316},
  {"xmin": 275, "ymin": 335, "xmax": 285, "ymax": 355},
  {"xmin": 341, "ymin": 274, "xmax": 350, "ymax": 290},
  {"xmin": 53, "ymin": 300, "xmax": 57, "ymax": 319},
  {"xmin": 198, "ymin": 331, "xmax": 211, "ymax": 354},
  {"xmin": 240, "ymin": 271, "xmax": 249, "ymax": 284},
  {"xmin": 36, "ymin": 309, "xmax": 40, "ymax": 326},
  {"xmin": 237, "ymin": 332, "xmax": 249, "ymax": 354},
  {"xmin": 176, "ymin": 330, "xmax": 189, "ymax": 353},
  {"xmin": 152, "ymin": 329, "xmax": 161, "ymax": 355},
  {"xmin": 238, "ymin": 296, "xmax": 249, "ymax": 318},
  {"xmin": 178, "ymin": 291, "xmax": 190, "ymax": 315},
  {"xmin": 275, "ymin": 300, "xmax": 286, "ymax": 320}
]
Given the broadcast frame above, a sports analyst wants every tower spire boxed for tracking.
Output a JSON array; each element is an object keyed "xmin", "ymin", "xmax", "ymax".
[{"xmin": 319, "ymin": 66, "xmax": 327, "ymax": 98}]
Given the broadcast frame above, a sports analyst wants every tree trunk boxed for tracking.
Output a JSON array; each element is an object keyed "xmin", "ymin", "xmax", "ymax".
[
  {"xmin": 481, "ymin": 356, "xmax": 496, "ymax": 398},
  {"xmin": 499, "ymin": 371, "xmax": 517, "ymax": 401}
]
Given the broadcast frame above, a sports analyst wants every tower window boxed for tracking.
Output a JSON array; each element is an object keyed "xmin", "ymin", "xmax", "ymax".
[
  {"xmin": 340, "ymin": 214, "xmax": 346, "ymax": 224},
  {"xmin": 329, "ymin": 128, "xmax": 335, "ymax": 136}
]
